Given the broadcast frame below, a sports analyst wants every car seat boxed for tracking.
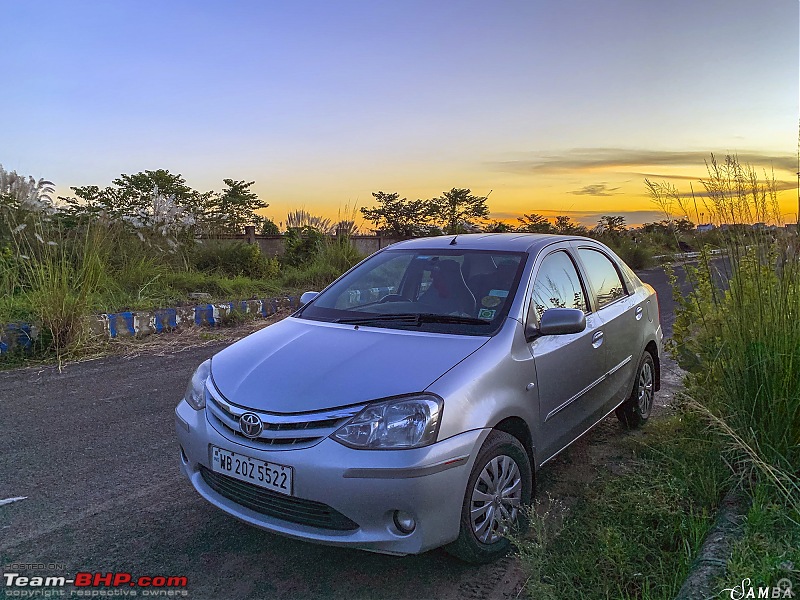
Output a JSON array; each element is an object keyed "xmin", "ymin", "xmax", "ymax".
[{"xmin": 418, "ymin": 260, "xmax": 477, "ymax": 315}]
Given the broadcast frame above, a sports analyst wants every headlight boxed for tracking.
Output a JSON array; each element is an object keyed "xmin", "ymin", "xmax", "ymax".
[
  {"xmin": 332, "ymin": 395, "xmax": 442, "ymax": 449},
  {"xmin": 184, "ymin": 359, "xmax": 211, "ymax": 410}
]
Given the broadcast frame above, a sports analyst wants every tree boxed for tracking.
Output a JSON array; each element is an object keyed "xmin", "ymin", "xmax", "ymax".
[
  {"xmin": 597, "ymin": 215, "xmax": 627, "ymax": 236},
  {"xmin": 211, "ymin": 179, "xmax": 268, "ymax": 234},
  {"xmin": 65, "ymin": 169, "xmax": 210, "ymax": 228},
  {"xmin": 429, "ymin": 188, "xmax": 489, "ymax": 235},
  {"xmin": 360, "ymin": 191, "xmax": 434, "ymax": 237},
  {"xmin": 641, "ymin": 218, "xmax": 694, "ymax": 235},
  {"xmin": 483, "ymin": 220, "xmax": 514, "ymax": 233},
  {"xmin": 260, "ymin": 218, "xmax": 280, "ymax": 235},
  {"xmin": 113, "ymin": 169, "xmax": 196, "ymax": 206},
  {"xmin": 516, "ymin": 213, "xmax": 553, "ymax": 233},
  {"xmin": 671, "ymin": 217, "xmax": 695, "ymax": 233},
  {"xmin": 553, "ymin": 215, "xmax": 588, "ymax": 235}
]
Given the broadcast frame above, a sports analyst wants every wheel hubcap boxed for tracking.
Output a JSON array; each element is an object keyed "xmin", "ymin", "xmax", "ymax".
[
  {"xmin": 470, "ymin": 454, "xmax": 522, "ymax": 544},
  {"xmin": 637, "ymin": 361, "xmax": 654, "ymax": 416}
]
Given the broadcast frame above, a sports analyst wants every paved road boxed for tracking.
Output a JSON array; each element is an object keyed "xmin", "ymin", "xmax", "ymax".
[
  {"xmin": 0, "ymin": 265, "xmax": 689, "ymax": 600},
  {"xmin": 637, "ymin": 256, "xmax": 730, "ymax": 338}
]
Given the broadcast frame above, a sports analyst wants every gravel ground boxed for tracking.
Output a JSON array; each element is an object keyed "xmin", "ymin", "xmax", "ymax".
[{"xmin": 0, "ymin": 267, "xmax": 683, "ymax": 600}]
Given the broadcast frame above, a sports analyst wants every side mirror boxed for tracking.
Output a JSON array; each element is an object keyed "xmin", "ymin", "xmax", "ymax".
[
  {"xmin": 526, "ymin": 308, "xmax": 586, "ymax": 341},
  {"xmin": 300, "ymin": 291, "xmax": 319, "ymax": 305}
]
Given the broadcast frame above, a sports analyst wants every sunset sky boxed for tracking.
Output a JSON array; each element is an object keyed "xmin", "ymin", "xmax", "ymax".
[{"xmin": 3, "ymin": 0, "xmax": 798, "ymax": 228}]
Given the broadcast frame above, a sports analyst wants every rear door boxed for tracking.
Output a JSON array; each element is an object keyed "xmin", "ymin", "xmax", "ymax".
[
  {"xmin": 574, "ymin": 246, "xmax": 640, "ymax": 412},
  {"xmin": 525, "ymin": 247, "xmax": 607, "ymax": 461}
]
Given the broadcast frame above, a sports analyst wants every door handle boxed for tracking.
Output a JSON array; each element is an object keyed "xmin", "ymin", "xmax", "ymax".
[
  {"xmin": 592, "ymin": 331, "xmax": 604, "ymax": 348},
  {"xmin": 635, "ymin": 306, "xmax": 643, "ymax": 320}
]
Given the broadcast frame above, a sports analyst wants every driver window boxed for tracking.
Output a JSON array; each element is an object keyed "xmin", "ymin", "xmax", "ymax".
[
  {"xmin": 334, "ymin": 254, "xmax": 412, "ymax": 309},
  {"xmin": 529, "ymin": 251, "xmax": 587, "ymax": 325}
]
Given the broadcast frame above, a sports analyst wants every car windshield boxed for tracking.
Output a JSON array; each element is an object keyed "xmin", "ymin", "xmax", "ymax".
[{"xmin": 298, "ymin": 248, "xmax": 527, "ymax": 336}]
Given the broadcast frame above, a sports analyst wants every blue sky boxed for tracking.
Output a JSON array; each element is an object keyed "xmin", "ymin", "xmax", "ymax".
[{"xmin": 3, "ymin": 0, "xmax": 798, "ymax": 226}]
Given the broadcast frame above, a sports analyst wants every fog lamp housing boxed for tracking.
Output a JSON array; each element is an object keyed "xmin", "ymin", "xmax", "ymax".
[{"xmin": 393, "ymin": 510, "xmax": 416, "ymax": 534}]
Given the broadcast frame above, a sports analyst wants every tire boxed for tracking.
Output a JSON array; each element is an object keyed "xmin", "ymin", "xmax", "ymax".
[
  {"xmin": 615, "ymin": 351, "xmax": 655, "ymax": 428},
  {"xmin": 445, "ymin": 430, "xmax": 533, "ymax": 564}
]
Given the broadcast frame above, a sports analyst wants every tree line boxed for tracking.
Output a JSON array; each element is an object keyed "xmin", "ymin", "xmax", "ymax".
[
  {"xmin": 360, "ymin": 189, "xmax": 624, "ymax": 237},
  {"xmin": 62, "ymin": 169, "xmax": 274, "ymax": 236}
]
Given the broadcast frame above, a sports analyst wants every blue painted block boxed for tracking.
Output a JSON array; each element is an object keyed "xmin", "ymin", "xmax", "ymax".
[
  {"xmin": 107, "ymin": 314, "xmax": 118, "ymax": 338},
  {"xmin": 107, "ymin": 312, "xmax": 135, "ymax": 338},
  {"xmin": 0, "ymin": 322, "xmax": 37, "ymax": 353},
  {"xmin": 154, "ymin": 308, "xmax": 178, "ymax": 333},
  {"xmin": 6, "ymin": 323, "xmax": 33, "ymax": 349},
  {"xmin": 120, "ymin": 312, "xmax": 135, "ymax": 335},
  {"xmin": 195, "ymin": 304, "xmax": 216, "ymax": 326}
]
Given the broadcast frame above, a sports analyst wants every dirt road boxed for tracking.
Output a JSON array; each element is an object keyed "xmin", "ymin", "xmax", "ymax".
[{"xmin": 0, "ymin": 268, "xmax": 682, "ymax": 600}]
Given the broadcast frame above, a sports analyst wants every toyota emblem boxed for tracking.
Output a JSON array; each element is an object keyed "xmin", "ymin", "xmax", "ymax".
[{"xmin": 239, "ymin": 412, "xmax": 263, "ymax": 438}]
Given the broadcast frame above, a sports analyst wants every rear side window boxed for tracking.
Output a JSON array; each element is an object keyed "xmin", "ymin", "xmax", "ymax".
[
  {"xmin": 529, "ymin": 251, "xmax": 588, "ymax": 323},
  {"xmin": 577, "ymin": 248, "xmax": 627, "ymax": 309}
]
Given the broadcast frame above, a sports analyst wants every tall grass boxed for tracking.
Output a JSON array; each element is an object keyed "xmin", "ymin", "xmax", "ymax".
[
  {"xmin": 656, "ymin": 154, "xmax": 799, "ymax": 519},
  {"xmin": 1, "ymin": 176, "xmax": 365, "ymax": 361},
  {"xmin": 281, "ymin": 233, "xmax": 364, "ymax": 290},
  {"xmin": 5, "ymin": 219, "xmax": 107, "ymax": 363}
]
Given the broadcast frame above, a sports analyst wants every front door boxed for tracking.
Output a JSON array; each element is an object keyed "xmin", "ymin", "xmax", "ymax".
[{"xmin": 526, "ymin": 249, "xmax": 608, "ymax": 461}]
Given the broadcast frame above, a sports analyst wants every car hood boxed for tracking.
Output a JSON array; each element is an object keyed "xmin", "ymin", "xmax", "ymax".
[{"xmin": 210, "ymin": 317, "xmax": 489, "ymax": 413}]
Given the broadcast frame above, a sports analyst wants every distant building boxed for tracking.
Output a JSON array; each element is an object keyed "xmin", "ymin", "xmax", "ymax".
[{"xmin": 696, "ymin": 223, "xmax": 715, "ymax": 233}]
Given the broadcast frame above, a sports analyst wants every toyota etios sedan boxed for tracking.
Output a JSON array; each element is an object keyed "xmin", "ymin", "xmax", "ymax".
[{"xmin": 175, "ymin": 233, "xmax": 662, "ymax": 563}]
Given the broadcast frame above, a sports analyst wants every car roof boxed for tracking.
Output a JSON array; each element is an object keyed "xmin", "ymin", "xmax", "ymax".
[{"xmin": 385, "ymin": 233, "xmax": 591, "ymax": 254}]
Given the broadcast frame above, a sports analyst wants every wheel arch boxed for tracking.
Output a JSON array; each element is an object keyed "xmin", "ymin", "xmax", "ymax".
[
  {"xmin": 644, "ymin": 339, "xmax": 661, "ymax": 391},
  {"xmin": 492, "ymin": 416, "xmax": 535, "ymax": 473}
]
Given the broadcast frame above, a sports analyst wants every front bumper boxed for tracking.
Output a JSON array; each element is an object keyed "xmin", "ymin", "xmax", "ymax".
[{"xmin": 175, "ymin": 400, "xmax": 489, "ymax": 555}]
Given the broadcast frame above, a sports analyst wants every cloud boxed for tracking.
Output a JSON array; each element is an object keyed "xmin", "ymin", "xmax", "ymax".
[
  {"xmin": 490, "ymin": 148, "xmax": 797, "ymax": 175},
  {"xmin": 569, "ymin": 183, "xmax": 620, "ymax": 196}
]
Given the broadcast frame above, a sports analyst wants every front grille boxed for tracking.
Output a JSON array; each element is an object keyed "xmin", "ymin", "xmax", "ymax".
[
  {"xmin": 204, "ymin": 385, "xmax": 363, "ymax": 451},
  {"xmin": 200, "ymin": 467, "xmax": 359, "ymax": 531}
]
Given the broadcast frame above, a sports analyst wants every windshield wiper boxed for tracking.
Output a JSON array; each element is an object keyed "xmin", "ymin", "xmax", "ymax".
[
  {"xmin": 415, "ymin": 314, "xmax": 492, "ymax": 325},
  {"xmin": 335, "ymin": 313, "xmax": 491, "ymax": 326}
]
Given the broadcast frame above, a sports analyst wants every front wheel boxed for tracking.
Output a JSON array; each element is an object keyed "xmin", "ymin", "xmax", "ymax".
[
  {"xmin": 615, "ymin": 351, "xmax": 655, "ymax": 428},
  {"xmin": 445, "ymin": 430, "xmax": 533, "ymax": 564}
]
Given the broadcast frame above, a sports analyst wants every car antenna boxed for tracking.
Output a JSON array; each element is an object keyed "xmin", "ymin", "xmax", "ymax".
[{"xmin": 449, "ymin": 235, "xmax": 458, "ymax": 245}]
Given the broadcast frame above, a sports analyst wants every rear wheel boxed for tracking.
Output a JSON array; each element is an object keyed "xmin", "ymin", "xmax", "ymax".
[
  {"xmin": 615, "ymin": 351, "xmax": 655, "ymax": 428},
  {"xmin": 445, "ymin": 430, "xmax": 533, "ymax": 563}
]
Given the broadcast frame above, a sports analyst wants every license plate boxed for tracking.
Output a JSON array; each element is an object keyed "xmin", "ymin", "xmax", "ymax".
[{"xmin": 211, "ymin": 446, "xmax": 293, "ymax": 496}]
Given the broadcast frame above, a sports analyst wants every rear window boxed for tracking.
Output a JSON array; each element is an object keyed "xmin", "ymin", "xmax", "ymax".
[{"xmin": 577, "ymin": 248, "xmax": 627, "ymax": 309}]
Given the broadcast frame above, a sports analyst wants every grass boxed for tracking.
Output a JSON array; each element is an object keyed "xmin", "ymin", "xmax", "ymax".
[
  {"xmin": 0, "ymin": 216, "xmax": 363, "ymax": 363},
  {"xmin": 667, "ymin": 156, "xmax": 799, "ymax": 517},
  {"xmin": 724, "ymin": 484, "xmax": 800, "ymax": 587},
  {"xmin": 280, "ymin": 235, "xmax": 364, "ymax": 290},
  {"xmin": 518, "ymin": 154, "xmax": 799, "ymax": 598},
  {"xmin": 517, "ymin": 414, "xmax": 729, "ymax": 599}
]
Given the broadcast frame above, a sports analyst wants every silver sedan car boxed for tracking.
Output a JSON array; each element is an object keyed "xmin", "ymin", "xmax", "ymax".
[{"xmin": 175, "ymin": 233, "xmax": 663, "ymax": 563}]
